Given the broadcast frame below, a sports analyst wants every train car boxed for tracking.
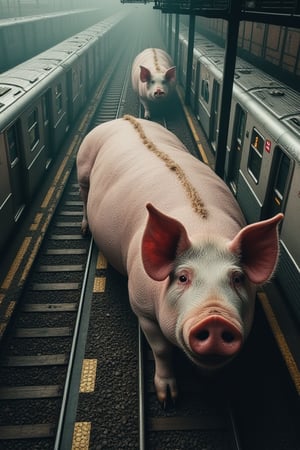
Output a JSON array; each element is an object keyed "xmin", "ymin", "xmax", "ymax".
[
  {"xmin": 0, "ymin": 61, "xmax": 68, "ymax": 223},
  {"xmin": 168, "ymin": 20, "xmax": 300, "ymax": 324},
  {"xmin": 0, "ymin": 9, "xmax": 131, "ymax": 254},
  {"xmin": 0, "ymin": 9, "xmax": 111, "ymax": 73}
]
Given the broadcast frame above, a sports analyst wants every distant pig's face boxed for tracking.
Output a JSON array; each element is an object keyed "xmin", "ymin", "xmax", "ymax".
[{"xmin": 140, "ymin": 66, "xmax": 176, "ymax": 101}]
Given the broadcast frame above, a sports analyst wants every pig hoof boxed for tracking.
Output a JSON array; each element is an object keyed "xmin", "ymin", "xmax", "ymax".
[
  {"xmin": 154, "ymin": 375, "xmax": 178, "ymax": 406},
  {"xmin": 81, "ymin": 221, "xmax": 90, "ymax": 237}
]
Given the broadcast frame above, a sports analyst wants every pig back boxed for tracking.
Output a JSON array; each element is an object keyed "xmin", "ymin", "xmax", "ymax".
[{"xmin": 85, "ymin": 116, "xmax": 245, "ymax": 275}]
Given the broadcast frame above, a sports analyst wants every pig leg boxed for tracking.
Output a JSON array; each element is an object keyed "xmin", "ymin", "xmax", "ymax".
[
  {"xmin": 78, "ymin": 182, "xmax": 89, "ymax": 236},
  {"xmin": 139, "ymin": 316, "xmax": 178, "ymax": 405},
  {"xmin": 140, "ymin": 99, "xmax": 151, "ymax": 120}
]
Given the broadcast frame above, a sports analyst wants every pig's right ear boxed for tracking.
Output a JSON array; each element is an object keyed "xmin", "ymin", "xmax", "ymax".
[
  {"xmin": 142, "ymin": 203, "xmax": 191, "ymax": 281},
  {"xmin": 228, "ymin": 213, "xmax": 283, "ymax": 284},
  {"xmin": 165, "ymin": 66, "xmax": 176, "ymax": 82},
  {"xmin": 140, "ymin": 65, "xmax": 151, "ymax": 83}
]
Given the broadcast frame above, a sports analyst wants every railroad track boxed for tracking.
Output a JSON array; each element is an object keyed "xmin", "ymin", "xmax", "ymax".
[
  {"xmin": 0, "ymin": 35, "xmax": 139, "ymax": 448},
  {"xmin": 0, "ymin": 172, "xmax": 91, "ymax": 446}
]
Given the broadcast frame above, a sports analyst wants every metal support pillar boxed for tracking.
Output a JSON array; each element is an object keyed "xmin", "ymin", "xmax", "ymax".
[
  {"xmin": 174, "ymin": 14, "xmax": 180, "ymax": 67},
  {"xmin": 168, "ymin": 13, "xmax": 173, "ymax": 54},
  {"xmin": 185, "ymin": 14, "xmax": 195, "ymax": 105},
  {"xmin": 214, "ymin": 2, "xmax": 241, "ymax": 178}
]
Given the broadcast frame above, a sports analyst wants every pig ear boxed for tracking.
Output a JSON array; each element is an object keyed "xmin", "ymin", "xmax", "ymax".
[
  {"xmin": 142, "ymin": 203, "xmax": 191, "ymax": 281},
  {"xmin": 140, "ymin": 65, "xmax": 151, "ymax": 83},
  {"xmin": 228, "ymin": 213, "xmax": 283, "ymax": 284},
  {"xmin": 165, "ymin": 66, "xmax": 176, "ymax": 82}
]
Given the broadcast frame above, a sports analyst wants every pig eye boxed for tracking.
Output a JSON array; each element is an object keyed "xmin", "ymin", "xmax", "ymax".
[
  {"xmin": 231, "ymin": 271, "xmax": 244, "ymax": 287},
  {"xmin": 177, "ymin": 270, "xmax": 190, "ymax": 285}
]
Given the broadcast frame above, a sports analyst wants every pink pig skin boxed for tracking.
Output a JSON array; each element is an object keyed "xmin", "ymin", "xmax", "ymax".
[
  {"xmin": 131, "ymin": 48, "xmax": 176, "ymax": 119},
  {"xmin": 77, "ymin": 116, "xmax": 283, "ymax": 404}
]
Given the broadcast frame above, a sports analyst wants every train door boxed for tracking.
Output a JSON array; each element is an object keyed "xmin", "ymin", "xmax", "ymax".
[
  {"xmin": 263, "ymin": 146, "xmax": 293, "ymax": 218},
  {"xmin": 6, "ymin": 123, "xmax": 25, "ymax": 221},
  {"xmin": 66, "ymin": 68, "xmax": 76, "ymax": 122},
  {"xmin": 210, "ymin": 79, "xmax": 220, "ymax": 152},
  {"xmin": 42, "ymin": 90, "xmax": 52, "ymax": 169},
  {"xmin": 227, "ymin": 104, "xmax": 246, "ymax": 194},
  {"xmin": 192, "ymin": 60, "xmax": 200, "ymax": 115}
]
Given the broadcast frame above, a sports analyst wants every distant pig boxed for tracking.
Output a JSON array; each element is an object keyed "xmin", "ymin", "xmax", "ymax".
[
  {"xmin": 77, "ymin": 115, "xmax": 283, "ymax": 404},
  {"xmin": 131, "ymin": 48, "xmax": 176, "ymax": 119}
]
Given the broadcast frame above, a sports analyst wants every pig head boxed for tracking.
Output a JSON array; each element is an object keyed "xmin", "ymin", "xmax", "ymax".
[
  {"xmin": 140, "ymin": 204, "xmax": 282, "ymax": 402},
  {"xmin": 77, "ymin": 115, "xmax": 283, "ymax": 405},
  {"xmin": 131, "ymin": 48, "xmax": 176, "ymax": 119}
]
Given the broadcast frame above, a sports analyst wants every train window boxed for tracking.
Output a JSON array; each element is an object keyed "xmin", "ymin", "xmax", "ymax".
[
  {"xmin": 201, "ymin": 79, "xmax": 209, "ymax": 103},
  {"xmin": 228, "ymin": 104, "xmax": 246, "ymax": 193},
  {"xmin": 7, "ymin": 125, "xmax": 20, "ymax": 167},
  {"xmin": 73, "ymin": 70, "xmax": 78, "ymax": 93},
  {"xmin": 267, "ymin": 147, "xmax": 292, "ymax": 216},
  {"xmin": 79, "ymin": 66, "xmax": 83, "ymax": 88},
  {"xmin": 28, "ymin": 109, "xmax": 39, "ymax": 151},
  {"xmin": 55, "ymin": 83, "xmax": 63, "ymax": 114},
  {"xmin": 247, "ymin": 128, "xmax": 264, "ymax": 183},
  {"xmin": 42, "ymin": 94, "xmax": 50, "ymax": 126}
]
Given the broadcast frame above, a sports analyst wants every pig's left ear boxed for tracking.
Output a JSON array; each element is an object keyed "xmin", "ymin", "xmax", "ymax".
[
  {"xmin": 228, "ymin": 213, "xmax": 283, "ymax": 284},
  {"xmin": 142, "ymin": 203, "xmax": 191, "ymax": 281},
  {"xmin": 165, "ymin": 66, "xmax": 176, "ymax": 82},
  {"xmin": 140, "ymin": 65, "xmax": 151, "ymax": 83}
]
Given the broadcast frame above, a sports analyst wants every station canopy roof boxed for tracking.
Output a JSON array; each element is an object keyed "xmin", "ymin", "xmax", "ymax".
[{"xmin": 152, "ymin": 0, "xmax": 300, "ymax": 18}]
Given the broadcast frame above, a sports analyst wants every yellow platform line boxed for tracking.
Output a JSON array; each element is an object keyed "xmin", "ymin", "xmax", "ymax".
[
  {"xmin": 93, "ymin": 277, "xmax": 106, "ymax": 293},
  {"xmin": 258, "ymin": 291, "xmax": 300, "ymax": 395},
  {"xmin": 72, "ymin": 422, "xmax": 91, "ymax": 449},
  {"xmin": 80, "ymin": 359, "xmax": 98, "ymax": 393},
  {"xmin": 176, "ymin": 86, "xmax": 209, "ymax": 165}
]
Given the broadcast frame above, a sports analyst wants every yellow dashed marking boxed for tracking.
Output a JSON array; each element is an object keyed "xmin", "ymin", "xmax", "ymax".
[
  {"xmin": 30, "ymin": 213, "xmax": 43, "ymax": 231},
  {"xmin": 41, "ymin": 213, "xmax": 53, "ymax": 234},
  {"xmin": 0, "ymin": 323, "xmax": 7, "ymax": 338},
  {"xmin": 0, "ymin": 294, "xmax": 5, "ymax": 306},
  {"xmin": 4, "ymin": 301, "xmax": 16, "ymax": 320},
  {"xmin": 93, "ymin": 277, "xmax": 106, "ymax": 293},
  {"xmin": 80, "ymin": 359, "xmax": 97, "ymax": 393},
  {"xmin": 258, "ymin": 291, "xmax": 300, "ymax": 395},
  {"xmin": 72, "ymin": 422, "xmax": 91, "ymax": 449},
  {"xmin": 19, "ymin": 236, "xmax": 43, "ymax": 286},
  {"xmin": 41, "ymin": 186, "xmax": 55, "ymax": 209},
  {"xmin": 97, "ymin": 252, "xmax": 107, "ymax": 270},
  {"xmin": 1, "ymin": 237, "xmax": 31, "ymax": 290},
  {"xmin": 177, "ymin": 87, "xmax": 209, "ymax": 165}
]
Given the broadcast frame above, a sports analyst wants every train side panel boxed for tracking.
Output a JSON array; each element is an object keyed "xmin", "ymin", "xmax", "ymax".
[
  {"xmin": 19, "ymin": 100, "xmax": 48, "ymax": 199},
  {"xmin": 276, "ymin": 163, "xmax": 300, "ymax": 319},
  {"xmin": 0, "ymin": 134, "xmax": 15, "ymax": 250},
  {"xmin": 169, "ymin": 17, "xmax": 300, "ymax": 327}
]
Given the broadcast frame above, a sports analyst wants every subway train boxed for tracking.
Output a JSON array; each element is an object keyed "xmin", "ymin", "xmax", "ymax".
[
  {"xmin": 0, "ymin": 9, "xmax": 131, "ymax": 255},
  {"xmin": 166, "ymin": 20, "xmax": 300, "ymax": 325},
  {"xmin": 0, "ymin": 8, "xmax": 113, "ymax": 73}
]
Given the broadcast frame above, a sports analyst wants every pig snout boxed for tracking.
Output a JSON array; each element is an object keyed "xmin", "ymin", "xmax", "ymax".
[
  {"xmin": 154, "ymin": 88, "xmax": 165, "ymax": 97},
  {"xmin": 189, "ymin": 315, "xmax": 242, "ymax": 365}
]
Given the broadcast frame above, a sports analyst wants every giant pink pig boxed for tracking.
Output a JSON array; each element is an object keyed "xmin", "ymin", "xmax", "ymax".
[
  {"xmin": 131, "ymin": 48, "xmax": 176, "ymax": 119},
  {"xmin": 77, "ymin": 115, "xmax": 283, "ymax": 404}
]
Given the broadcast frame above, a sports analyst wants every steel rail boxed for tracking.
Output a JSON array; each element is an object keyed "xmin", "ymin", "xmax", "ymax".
[
  {"xmin": 54, "ymin": 236, "xmax": 94, "ymax": 450},
  {"xmin": 54, "ymin": 41, "xmax": 142, "ymax": 449}
]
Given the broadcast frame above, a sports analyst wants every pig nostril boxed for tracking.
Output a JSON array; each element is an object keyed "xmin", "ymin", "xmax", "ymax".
[
  {"xmin": 196, "ymin": 330, "xmax": 209, "ymax": 341},
  {"xmin": 221, "ymin": 331, "xmax": 235, "ymax": 343}
]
